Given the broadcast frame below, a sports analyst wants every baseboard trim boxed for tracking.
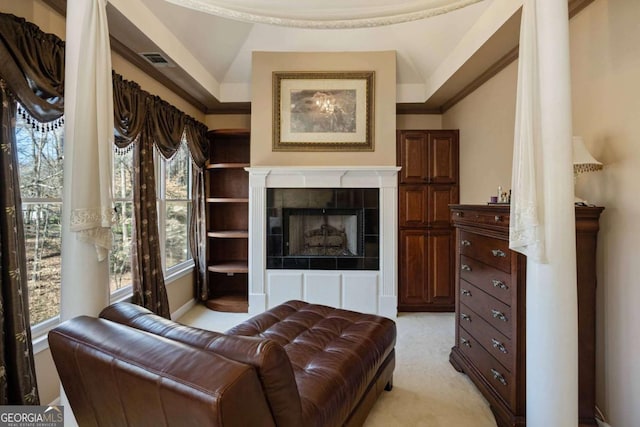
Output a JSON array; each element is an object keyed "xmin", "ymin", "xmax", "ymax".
[{"xmin": 171, "ymin": 299, "xmax": 196, "ymax": 321}]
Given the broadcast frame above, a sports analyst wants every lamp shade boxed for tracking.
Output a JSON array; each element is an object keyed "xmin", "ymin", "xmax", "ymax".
[{"xmin": 573, "ymin": 136, "xmax": 603, "ymax": 174}]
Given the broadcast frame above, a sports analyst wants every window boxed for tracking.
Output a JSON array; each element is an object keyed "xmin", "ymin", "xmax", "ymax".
[
  {"xmin": 110, "ymin": 148, "xmax": 134, "ymax": 293},
  {"xmin": 158, "ymin": 142, "xmax": 193, "ymax": 273},
  {"xmin": 15, "ymin": 108, "xmax": 63, "ymax": 326}
]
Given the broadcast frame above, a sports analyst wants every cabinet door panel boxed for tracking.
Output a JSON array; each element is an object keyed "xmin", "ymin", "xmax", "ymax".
[
  {"xmin": 427, "ymin": 230, "xmax": 454, "ymax": 305},
  {"xmin": 398, "ymin": 131, "xmax": 428, "ymax": 184},
  {"xmin": 428, "ymin": 185, "xmax": 459, "ymax": 226},
  {"xmin": 428, "ymin": 131, "xmax": 459, "ymax": 183},
  {"xmin": 399, "ymin": 230, "xmax": 429, "ymax": 305},
  {"xmin": 399, "ymin": 230, "xmax": 455, "ymax": 309},
  {"xmin": 399, "ymin": 186, "xmax": 429, "ymax": 227}
]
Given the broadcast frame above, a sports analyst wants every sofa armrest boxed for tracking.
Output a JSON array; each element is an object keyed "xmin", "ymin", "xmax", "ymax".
[
  {"xmin": 49, "ymin": 316, "xmax": 275, "ymax": 427},
  {"xmin": 100, "ymin": 303, "xmax": 303, "ymax": 427}
]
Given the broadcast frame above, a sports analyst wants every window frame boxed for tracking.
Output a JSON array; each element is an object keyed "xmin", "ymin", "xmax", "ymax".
[{"xmin": 156, "ymin": 141, "xmax": 195, "ymax": 281}]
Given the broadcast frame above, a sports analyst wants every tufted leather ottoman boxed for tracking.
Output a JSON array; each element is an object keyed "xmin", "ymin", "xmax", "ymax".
[{"xmin": 227, "ymin": 300, "xmax": 397, "ymax": 427}]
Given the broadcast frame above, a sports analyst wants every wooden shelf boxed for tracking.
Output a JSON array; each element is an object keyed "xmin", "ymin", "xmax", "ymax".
[
  {"xmin": 205, "ymin": 294, "xmax": 248, "ymax": 313},
  {"xmin": 206, "ymin": 197, "xmax": 249, "ymax": 203},
  {"xmin": 207, "ymin": 163, "xmax": 250, "ymax": 169},
  {"xmin": 207, "ymin": 230, "xmax": 249, "ymax": 238},
  {"xmin": 208, "ymin": 261, "xmax": 248, "ymax": 274},
  {"xmin": 206, "ymin": 129, "xmax": 250, "ymax": 309}
]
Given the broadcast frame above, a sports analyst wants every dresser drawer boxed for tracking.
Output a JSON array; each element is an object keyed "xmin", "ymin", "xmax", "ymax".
[
  {"xmin": 459, "ymin": 230, "xmax": 511, "ymax": 273},
  {"xmin": 452, "ymin": 209, "xmax": 510, "ymax": 228},
  {"xmin": 459, "ymin": 302, "xmax": 513, "ymax": 370},
  {"xmin": 459, "ymin": 281, "xmax": 513, "ymax": 339},
  {"xmin": 459, "ymin": 327, "xmax": 515, "ymax": 408},
  {"xmin": 459, "ymin": 255, "xmax": 512, "ymax": 305}
]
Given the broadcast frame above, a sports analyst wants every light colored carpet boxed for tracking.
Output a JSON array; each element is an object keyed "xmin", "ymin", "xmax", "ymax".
[{"xmin": 178, "ymin": 305, "xmax": 497, "ymax": 427}]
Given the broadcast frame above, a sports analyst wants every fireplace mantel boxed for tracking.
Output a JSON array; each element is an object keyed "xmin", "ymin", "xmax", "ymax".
[{"xmin": 246, "ymin": 166, "xmax": 400, "ymax": 318}]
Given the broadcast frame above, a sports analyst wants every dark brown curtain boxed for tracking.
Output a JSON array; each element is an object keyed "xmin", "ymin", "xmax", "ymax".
[
  {"xmin": 112, "ymin": 72, "xmax": 146, "ymax": 147},
  {"xmin": 0, "ymin": 82, "xmax": 39, "ymax": 405},
  {"xmin": 0, "ymin": 11, "xmax": 65, "ymax": 405},
  {"xmin": 185, "ymin": 119, "xmax": 209, "ymax": 300},
  {"xmin": 129, "ymin": 122, "xmax": 169, "ymax": 318},
  {"xmin": 112, "ymin": 75, "xmax": 208, "ymax": 317}
]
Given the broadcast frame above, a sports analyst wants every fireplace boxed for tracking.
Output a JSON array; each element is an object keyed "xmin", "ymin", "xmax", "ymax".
[
  {"xmin": 266, "ymin": 188, "xmax": 379, "ymax": 270},
  {"xmin": 247, "ymin": 166, "xmax": 399, "ymax": 318}
]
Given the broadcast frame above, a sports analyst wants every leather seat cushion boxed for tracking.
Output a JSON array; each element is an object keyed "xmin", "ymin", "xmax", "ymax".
[{"xmin": 226, "ymin": 300, "xmax": 397, "ymax": 427}]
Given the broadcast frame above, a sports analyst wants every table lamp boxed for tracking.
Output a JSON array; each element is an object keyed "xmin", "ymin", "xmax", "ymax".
[{"xmin": 573, "ymin": 136, "xmax": 602, "ymax": 205}]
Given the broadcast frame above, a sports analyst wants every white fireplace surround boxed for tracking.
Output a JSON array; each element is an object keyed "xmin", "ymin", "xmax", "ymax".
[{"xmin": 246, "ymin": 166, "xmax": 400, "ymax": 319}]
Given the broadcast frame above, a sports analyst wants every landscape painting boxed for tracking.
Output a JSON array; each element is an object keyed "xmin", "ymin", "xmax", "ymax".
[{"xmin": 273, "ymin": 71, "xmax": 374, "ymax": 151}]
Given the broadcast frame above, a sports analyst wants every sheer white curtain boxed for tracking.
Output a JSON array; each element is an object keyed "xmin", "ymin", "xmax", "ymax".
[
  {"xmin": 61, "ymin": 0, "xmax": 113, "ymax": 422},
  {"xmin": 65, "ymin": 0, "xmax": 115, "ymax": 261},
  {"xmin": 509, "ymin": 0, "xmax": 578, "ymax": 425}
]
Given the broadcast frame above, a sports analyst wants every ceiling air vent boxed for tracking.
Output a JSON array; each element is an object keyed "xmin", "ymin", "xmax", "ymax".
[{"xmin": 139, "ymin": 52, "xmax": 174, "ymax": 68}]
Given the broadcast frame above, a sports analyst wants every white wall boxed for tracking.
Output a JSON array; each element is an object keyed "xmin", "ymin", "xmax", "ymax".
[
  {"xmin": 442, "ymin": 61, "xmax": 517, "ymax": 203},
  {"xmin": 570, "ymin": 1, "xmax": 640, "ymax": 425},
  {"xmin": 443, "ymin": 1, "xmax": 640, "ymax": 424}
]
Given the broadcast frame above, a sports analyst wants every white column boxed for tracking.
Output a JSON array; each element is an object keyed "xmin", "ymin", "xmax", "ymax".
[
  {"xmin": 60, "ymin": 0, "xmax": 112, "ymax": 424},
  {"xmin": 378, "ymin": 174, "xmax": 398, "ymax": 319},
  {"xmin": 526, "ymin": 1, "xmax": 577, "ymax": 425},
  {"xmin": 247, "ymin": 169, "xmax": 268, "ymax": 314}
]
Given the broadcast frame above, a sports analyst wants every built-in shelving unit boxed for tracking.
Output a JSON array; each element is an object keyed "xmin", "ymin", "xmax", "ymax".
[{"xmin": 205, "ymin": 129, "xmax": 250, "ymax": 312}]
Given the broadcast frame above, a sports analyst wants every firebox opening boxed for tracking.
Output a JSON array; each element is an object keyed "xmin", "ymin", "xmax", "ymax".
[
  {"xmin": 266, "ymin": 187, "xmax": 379, "ymax": 270},
  {"xmin": 284, "ymin": 208, "xmax": 363, "ymax": 257}
]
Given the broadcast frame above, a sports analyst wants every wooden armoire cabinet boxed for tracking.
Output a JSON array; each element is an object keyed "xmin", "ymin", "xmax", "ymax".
[
  {"xmin": 448, "ymin": 204, "xmax": 604, "ymax": 427},
  {"xmin": 205, "ymin": 129, "xmax": 250, "ymax": 312},
  {"xmin": 397, "ymin": 130, "xmax": 459, "ymax": 312}
]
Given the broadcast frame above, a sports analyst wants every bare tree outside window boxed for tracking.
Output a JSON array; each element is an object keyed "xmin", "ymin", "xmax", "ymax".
[
  {"xmin": 15, "ymin": 109, "xmax": 63, "ymax": 325},
  {"xmin": 163, "ymin": 143, "xmax": 191, "ymax": 269},
  {"xmin": 111, "ymin": 149, "xmax": 134, "ymax": 291}
]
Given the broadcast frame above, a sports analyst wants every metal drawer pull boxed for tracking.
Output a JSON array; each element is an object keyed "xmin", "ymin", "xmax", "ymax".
[
  {"xmin": 492, "ymin": 279, "xmax": 508, "ymax": 290},
  {"xmin": 491, "ymin": 249, "xmax": 507, "ymax": 258},
  {"xmin": 491, "ymin": 368, "xmax": 508, "ymax": 386},
  {"xmin": 492, "ymin": 338, "xmax": 508, "ymax": 354},
  {"xmin": 494, "ymin": 215, "xmax": 503, "ymax": 222},
  {"xmin": 461, "ymin": 338, "xmax": 471, "ymax": 348},
  {"xmin": 461, "ymin": 239, "xmax": 471, "ymax": 246},
  {"xmin": 491, "ymin": 309, "xmax": 508, "ymax": 322},
  {"xmin": 461, "ymin": 313, "xmax": 471, "ymax": 322},
  {"xmin": 461, "ymin": 288, "xmax": 472, "ymax": 297},
  {"xmin": 461, "ymin": 264, "xmax": 472, "ymax": 272}
]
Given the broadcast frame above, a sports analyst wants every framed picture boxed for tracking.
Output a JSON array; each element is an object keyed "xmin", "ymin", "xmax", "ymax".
[{"xmin": 272, "ymin": 71, "xmax": 374, "ymax": 151}]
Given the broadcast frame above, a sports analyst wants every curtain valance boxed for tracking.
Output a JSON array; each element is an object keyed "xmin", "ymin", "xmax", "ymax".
[
  {"xmin": 0, "ymin": 13, "xmax": 64, "ymax": 122},
  {"xmin": 0, "ymin": 12, "xmax": 209, "ymax": 157}
]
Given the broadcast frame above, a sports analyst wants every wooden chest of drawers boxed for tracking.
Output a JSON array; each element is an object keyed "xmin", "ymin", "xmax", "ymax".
[{"xmin": 449, "ymin": 204, "xmax": 603, "ymax": 427}]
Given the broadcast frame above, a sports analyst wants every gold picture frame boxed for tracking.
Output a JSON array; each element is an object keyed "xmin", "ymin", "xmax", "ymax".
[{"xmin": 272, "ymin": 71, "xmax": 374, "ymax": 151}]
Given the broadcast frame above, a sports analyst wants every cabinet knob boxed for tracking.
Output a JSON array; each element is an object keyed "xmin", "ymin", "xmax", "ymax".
[
  {"xmin": 461, "ymin": 313, "xmax": 471, "ymax": 322},
  {"xmin": 461, "ymin": 337, "xmax": 472, "ymax": 348},
  {"xmin": 461, "ymin": 264, "xmax": 472, "ymax": 272},
  {"xmin": 461, "ymin": 239, "xmax": 471, "ymax": 247},
  {"xmin": 491, "ymin": 368, "xmax": 508, "ymax": 386},
  {"xmin": 491, "ymin": 249, "xmax": 507, "ymax": 258},
  {"xmin": 494, "ymin": 215, "xmax": 503, "ymax": 222},
  {"xmin": 461, "ymin": 288, "xmax": 472, "ymax": 297},
  {"xmin": 492, "ymin": 279, "xmax": 508, "ymax": 290},
  {"xmin": 491, "ymin": 338, "xmax": 508, "ymax": 354},
  {"xmin": 491, "ymin": 309, "xmax": 508, "ymax": 322}
]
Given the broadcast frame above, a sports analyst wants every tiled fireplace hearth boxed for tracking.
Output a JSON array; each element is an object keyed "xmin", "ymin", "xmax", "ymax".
[{"xmin": 247, "ymin": 166, "xmax": 400, "ymax": 318}]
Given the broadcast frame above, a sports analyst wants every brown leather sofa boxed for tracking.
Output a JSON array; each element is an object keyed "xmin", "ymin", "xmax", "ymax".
[{"xmin": 49, "ymin": 300, "xmax": 396, "ymax": 427}]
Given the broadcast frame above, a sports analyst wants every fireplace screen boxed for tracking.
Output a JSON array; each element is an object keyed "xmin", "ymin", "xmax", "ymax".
[{"xmin": 284, "ymin": 208, "xmax": 362, "ymax": 257}]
